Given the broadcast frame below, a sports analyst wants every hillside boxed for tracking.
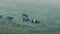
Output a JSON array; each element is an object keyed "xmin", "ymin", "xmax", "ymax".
[{"xmin": 0, "ymin": 0, "xmax": 60, "ymax": 34}]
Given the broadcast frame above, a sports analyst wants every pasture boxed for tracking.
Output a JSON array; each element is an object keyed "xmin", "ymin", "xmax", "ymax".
[{"xmin": 0, "ymin": 0, "xmax": 60, "ymax": 34}]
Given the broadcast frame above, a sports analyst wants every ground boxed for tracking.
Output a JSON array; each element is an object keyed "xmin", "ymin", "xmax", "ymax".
[{"xmin": 0, "ymin": 0, "xmax": 60, "ymax": 34}]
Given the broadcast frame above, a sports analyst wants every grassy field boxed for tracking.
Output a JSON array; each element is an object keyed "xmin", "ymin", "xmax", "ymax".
[{"xmin": 0, "ymin": 0, "xmax": 60, "ymax": 34}]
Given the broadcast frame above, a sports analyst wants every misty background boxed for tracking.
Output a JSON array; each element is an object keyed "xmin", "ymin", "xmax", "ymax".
[{"xmin": 0, "ymin": 0, "xmax": 60, "ymax": 9}]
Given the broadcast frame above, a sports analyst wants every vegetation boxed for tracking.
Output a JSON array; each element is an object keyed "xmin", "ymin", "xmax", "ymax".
[{"xmin": 0, "ymin": 0, "xmax": 60, "ymax": 34}]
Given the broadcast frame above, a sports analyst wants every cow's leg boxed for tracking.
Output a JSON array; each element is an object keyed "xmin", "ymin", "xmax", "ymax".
[{"xmin": 23, "ymin": 18, "xmax": 25, "ymax": 22}]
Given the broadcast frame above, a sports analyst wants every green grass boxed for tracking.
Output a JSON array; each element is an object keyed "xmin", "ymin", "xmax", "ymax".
[{"xmin": 0, "ymin": 3, "xmax": 60, "ymax": 34}]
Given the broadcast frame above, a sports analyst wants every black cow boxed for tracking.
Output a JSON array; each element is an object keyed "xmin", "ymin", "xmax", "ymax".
[
  {"xmin": 23, "ymin": 17, "xmax": 30, "ymax": 22},
  {"xmin": 22, "ymin": 13, "xmax": 28, "ymax": 17},
  {"xmin": 31, "ymin": 19, "xmax": 40, "ymax": 24},
  {"xmin": 7, "ymin": 16, "xmax": 14, "ymax": 21}
]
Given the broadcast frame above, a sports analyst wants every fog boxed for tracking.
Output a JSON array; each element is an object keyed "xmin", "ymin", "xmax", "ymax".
[{"xmin": 0, "ymin": 0, "xmax": 60, "ymax": 10}]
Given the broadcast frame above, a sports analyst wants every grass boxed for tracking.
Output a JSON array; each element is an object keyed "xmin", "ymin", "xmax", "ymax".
[{"xmin": 0, "ymin": 3, "xmax": 60, "ymax": 34}]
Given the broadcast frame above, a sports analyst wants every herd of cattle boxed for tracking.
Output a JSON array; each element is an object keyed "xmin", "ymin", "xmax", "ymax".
[
  {"xmin": 0, "ymin": 15, "xmax": 13, "ymax": 20},
  {"xmin": 22, "ymin": 13, "xmax": 40, "ymax": 24},
  {"xmin": 0, "ymin": 13, "xmax": 40, "ymax": 24}
]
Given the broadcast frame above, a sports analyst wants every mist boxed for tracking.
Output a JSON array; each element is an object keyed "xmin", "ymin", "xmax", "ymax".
[{"xmin": 0, "ymin": 0, "xmax": 60, "ymax": 9}]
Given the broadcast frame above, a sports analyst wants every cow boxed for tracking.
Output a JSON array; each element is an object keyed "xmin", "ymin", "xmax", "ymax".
[
  {"xmin": 23, "ymin": 17, "xmax": 30, "ymax": 22},
  {"xmin": 7, "ymin": 16, "xmax": 14, "ymax": 21},
  {"xmin": 31, "ymin": 19, "xmax": 40, "ymax": 24},
  {"xmin": 22, "ymin": 13, "xmax": 28, "ymax": 18}
]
